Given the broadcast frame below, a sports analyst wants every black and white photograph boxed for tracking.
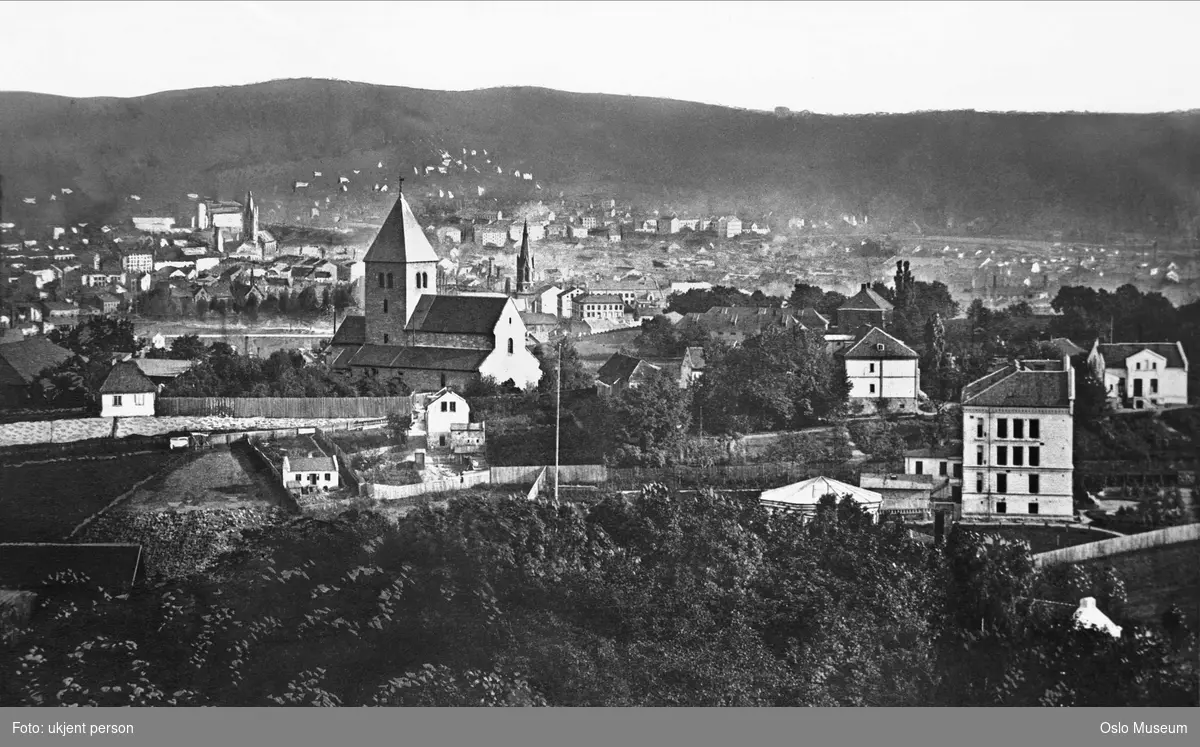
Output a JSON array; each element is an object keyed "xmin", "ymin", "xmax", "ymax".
[{"xmin": 0, "ymin": 0, "xmax": 1198, "ymax": 717}]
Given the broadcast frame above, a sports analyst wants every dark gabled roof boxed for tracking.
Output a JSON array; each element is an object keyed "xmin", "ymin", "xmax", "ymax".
[
  {"xmin": 363, "ymin": 193, "xmax": 439, "ymax": 265},
  {"xmin": 347, "ymin": 345, "xmax": 489, "ymax": 372},
  {"xmin": 842, "ymin": 327, "xmax": 919, "ymax": 359},
  {"xmin": 407, "ymin": 295, "xmax": 508, "ymax": 335},
  {"xmin": 328, "ymin": 346, "xmax": 359, "ymax": 370},
  {"xmin": 596, "ymin": 353, "xmax": 660, "ymax": 386},
  {"xmin": 1047, "ymin": 338, "xmax": 1087, "ymax": 357},
  {"xmin": 331, "ymin": 315, "xmax": 367, "ymax": 346},
  {"xmin": 839, "ymin": 286, "xmax": 894, "ymax": 312},
  {"xmin": 99, "ymin": 360, "xmax": 157, "ymax": 394},
  {"xmin": 287, "ymin": 455, "xmax": 337, "ymax": 473},
  {"xmin": 0, "ymin": 337, "xmax": 75, "ymax": 385},
  {"xmin": 961, "ymin": 360, "xmax": 1072, "ymax": 409},
  {"xmin": 520, "ymin": 312, "xmax": 559, "ymax": 326},
  {"xmin": 1096, "ymin": 342, "xmax": 1187, "ymax": 369},
  {"xmin": 0, "ymin": 543, "xmax": 142, "ymax": 592},
  {"xmin": 798, "ymin": 307, "xmax": 830, "ymax": 329},
  {"xmin": 578, "ymin": 294, "xmax": 625, "ymax": 305}
]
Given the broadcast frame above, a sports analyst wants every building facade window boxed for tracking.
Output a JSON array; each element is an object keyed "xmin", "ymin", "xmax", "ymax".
[
  {"xmin": 997, "ymin": 474, "xmax": 1008, "ymax": 494},
  {"xmin": 976, "ymin": 420, "xmax": 984, "ymax": 438},
  {"xmin": 915, "ymin": 461, "xmax": 924, "ymax": 475},
  {"xmin": 997, "ymin": 418, "xmax": 1008, "ymax": 438},
  {"xmin": 1029, "ymin": 474, "xmax": 1040, "ymax": 494},
  {"xmin": 507, "ymin": 339, "xmax": 514, "ymax": 354},
  {"xmin": 869, "ymin": 384, "xmax": 876, "ymax": 394},
  {"xmin": 1012, "ymin": 446, "xmax": 1024, "ymax": 466},
  {"xmin": 953, "ymin": 463, "xmax": 962, "ymax": 479},
  {"xmin": 441, "ymin": 402, "xmax": 448, "ymax": 412},
  {"xmin": 387, "ymin": 273, "xmax": 394, "ymax": 289},
  {"xmin": 378, "ymin": 273, "xmax": 385, "ymax": 287},
  {"xmin": 996, "ymin": 446, "xmax": 1007, "ymax": 466},
  {"xmin": 1029, "ymin": 419, "xmax": 1040, "ymax": 439},
  {"xmin": 976, "ymin": 473, "xmax": 984, "ymax": 492},
  {"xmin": 1151, "ymin": 379, "xmax": 1159, "ymax": 393},
  {"xmin": 996, "ymin": 501, "xmax": 1007, "ymax": 514},
  {"xmin": 383, "ymin": 299, "xmax": 388, "ymax": 313},
  {"xmin": 112, "ymin": 395, "xmax": 122, "ymax": 407},
  {"xmin": 976, "ymin": 446, "xmax": 984, "ymax": 465},
  {"xmin": 383, "ymin": 334, "xmax": 389, "ymax": 344},
  {"xmin": 324, "ymin": 473, "xmax": 331, "ymax": 482},
  {"xmin": 440, "ymin": 374, "xmax": 447, "ymax": 388},
  {"xmin": 1013, "ymin": 419, "xmax": 1024, "ymax": 439},
  {"xmin": 1029, "ymin": 447, "xmax": 1040, "ymax": 467},
  {"xmin": 939, "ymin": 461, "xmax": 948, "ymax": 476},
  {"xmin": 449, "ymin": 401, "xmax": 456, "ymax": 412},
  {"xmin": 1028, "ymin": 502, "xmax": 1039, "ymax": 514}
]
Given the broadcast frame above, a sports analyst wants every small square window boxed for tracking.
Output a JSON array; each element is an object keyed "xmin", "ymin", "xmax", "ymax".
[
  {"xmin": 1028, "ymin": 503, "xmax": 1039, "ymax": 515},
  {"xmin": 112, "ymin": 395, "xmax": 123, "ymax": 407},
  {"xmin": 996, "ymin": 501, "xmax": 1007, "ymax": 514}
]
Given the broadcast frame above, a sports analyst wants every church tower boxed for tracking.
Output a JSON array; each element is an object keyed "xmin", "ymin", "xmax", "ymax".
[
  {"xmin": 242, "ymin": 191, "xmax": 258, "ymax": 243},
  {"xmin": 516, "ymin": 220, "xmax": 534, "ymax": 293},
  {"xmin": 362, "ymin": 175, "xmax": 440, "ymax": 346}
]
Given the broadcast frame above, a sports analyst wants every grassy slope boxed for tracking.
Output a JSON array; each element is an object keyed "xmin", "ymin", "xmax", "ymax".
[{"xmin": 2, "ymin": 80, "xmax": 1199, "ymax": 234}]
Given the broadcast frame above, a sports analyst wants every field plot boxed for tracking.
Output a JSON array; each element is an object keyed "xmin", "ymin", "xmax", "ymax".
[
  {"xmin": 0, "ymin": 452, "xmax": 178, "ymax": 542},
  {"xmin": 120, "ymin": 447, "xmax": 285, "ymax": 512}
]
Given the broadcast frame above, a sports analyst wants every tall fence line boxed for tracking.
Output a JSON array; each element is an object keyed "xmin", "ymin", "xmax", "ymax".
[
  {"xmin": 1033, "ymin": 522, "xmax": 1200, "ymax": 567},
  {"xmin": 360, "ymin": 461, "xmax": 858, "ymax": 503},
  {"xmin": 313, "ymin": 429, "xmax": 362, "ymax": 493},
  {"xmin": 157, "ymin": 397, "xmax": 412, "ymax": 419}
]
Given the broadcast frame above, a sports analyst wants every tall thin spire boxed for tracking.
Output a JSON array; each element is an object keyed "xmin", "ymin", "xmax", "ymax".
[{"xmin": 517, "ymin": 220, "xmax": 534, "ymax": 293}]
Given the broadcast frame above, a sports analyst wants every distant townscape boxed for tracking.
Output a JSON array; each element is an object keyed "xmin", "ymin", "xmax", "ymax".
[{"xmin": 1, "ymin": 133, "xmax": 1198, "ymax": 706}]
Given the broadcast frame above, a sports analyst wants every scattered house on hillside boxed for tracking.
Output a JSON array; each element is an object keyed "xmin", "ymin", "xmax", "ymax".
[
  {"xmin": 568, "ymin": 225, "xmax": 590, "ymax": 240},
  {"xmin": 558, "ymin": 287, "xmax": 586, "ymax": 319},
  {"xmin": 282, "ymin": 454, "xmax": 339, "ymax": 492},
  {"xmin": 575, "ymin": 294, "xmax": 626, "ymax": 323},
  {"xmin": 532, "ymin": 284, "xmax": 564, "ymax": 316},
  {"xmin": 544, "ymin": 222, "xmax": 568, "ymax": 240},
  {"xmin": 837, "ymin": 284, "xmax": 894, "ymax": 331},
  {"xmin": 903, "ymin": 442, "xmax": 964, "ymax": 501},
  {"xmin": 85, "ymin": 292, "xmax": 121, "ymax": 315},
  {"xmin": 475, "ymin": 225, "xmax": 508, "ymax": 248},
  {"xmin": 595, "ymin": 353, "xmax": 662, "ymax": 396},
  {"xmin": 1086, "ymin": 340, "xmax": 1189, "ymax": 409},
  {"xmin": 960, "ymin": 357, "xmax": 1075, "ymax": 520},
  {"xmin": 417, "ymin": 387, "xmax": 470, "ymax": 448},
  {"xmin": 859, "ymin": 473, "xmax": 952, "ymax": 522},
  {"xmin": 40, "ymin": 301, "xmax": 79, "ymax": 328},
  {"xmin": 520, "ymin": 312, "xmax": 561, "ymax": 345},
  {"xmin": 0, "ymin": 336, "xmax": 75, "ymax": 407},
  {"xmin": 839, "ymin": 326, "xmax": 921, "ymax": 413},
  {"xmin": 98, "ymin": 360, "xmax": 157, "ymax": 417},
  {"xmin": 437, "ymin": 226, "xmax": 463, "ymax": 244},
  {"xmin": 716, "ymin": 216, "xmax": 742, "ymax": 238},
  {"xmin": 758, "ymin": 476, "xmax": 882, "ymax": 522},
  {"xmin": 658, "ymin": 216, "xmax": 682, "ymax": 235},
  {"xmin": 679, "ymin": 346, "xmax": 706, "ymax": 388}
]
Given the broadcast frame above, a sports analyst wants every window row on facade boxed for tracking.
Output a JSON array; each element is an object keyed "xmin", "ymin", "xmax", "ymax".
[
  {"xmin": 974, "ymin": 417, "xmax": 1041, "ymax": 439},
  {"xmin": 974, "ymin": 472, "xmax": 1040, "ymax": 494}
]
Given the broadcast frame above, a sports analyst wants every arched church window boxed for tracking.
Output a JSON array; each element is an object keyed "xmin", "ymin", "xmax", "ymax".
[{"xmin": 507, "ymin": 339, "xmax": 514, "ymax": 355}]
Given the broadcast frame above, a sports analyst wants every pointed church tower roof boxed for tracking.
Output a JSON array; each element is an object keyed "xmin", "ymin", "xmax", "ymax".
[{"xmin": 364, "ymin": 177, "xmax": 439, "ymax": 264}]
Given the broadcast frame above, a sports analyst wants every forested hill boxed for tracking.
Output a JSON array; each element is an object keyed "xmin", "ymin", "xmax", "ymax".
[{"xmin": 1, "ymin": 78, "xmax": 1199, "ymax": 235}]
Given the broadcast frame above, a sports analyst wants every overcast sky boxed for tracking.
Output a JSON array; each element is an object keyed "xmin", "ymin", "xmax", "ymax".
[{"xmin": 2, "ymin": 0, "xmax": 1196, "ymax": 113}]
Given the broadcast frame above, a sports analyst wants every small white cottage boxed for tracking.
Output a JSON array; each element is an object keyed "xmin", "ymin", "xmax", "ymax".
[{"xmin": 98, "ymin": 360, "xmax": 157, "ymax": 417}]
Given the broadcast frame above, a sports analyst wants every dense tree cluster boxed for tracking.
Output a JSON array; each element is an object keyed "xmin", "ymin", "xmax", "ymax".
[
  {"xmin": 162, "ymin": 346, "xmax": 406, "ymax": 398},
  {"xmin": 3, "ymin": 490, "xmax": 1193, "ymax": 707},
  {"xmin": 666, "ymin": 285, "xmax": 784, "ymax": 315},
  {"xmin": 697, "ymin": 327, "xmax": 850, "ymax": 434}
]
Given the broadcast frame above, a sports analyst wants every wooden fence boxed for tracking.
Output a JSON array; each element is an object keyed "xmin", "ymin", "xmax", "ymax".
[
  {"xmin": 157, "ymin": 397, "xmax": 412, "ymax": 419},
  {"xmin": 1033, "ymin": 522, "xmax": 1200, "ymax": 568},
  {"xmin": 314, "ymin": 429, "xmax": 362, "ymax": 493},
  {"xmin": 360, "ymin": 461, "xmax": 858, "ymax": 503}
]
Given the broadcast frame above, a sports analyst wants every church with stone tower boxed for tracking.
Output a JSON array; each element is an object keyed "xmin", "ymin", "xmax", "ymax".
[{"xmin": 328, "ymin": 178, "xmax": 542, "ymax": 393}]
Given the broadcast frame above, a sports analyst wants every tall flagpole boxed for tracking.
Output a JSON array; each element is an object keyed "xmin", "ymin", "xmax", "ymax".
[{"xmin": 554, "ymin": 338, "xmax": 561, "ymax": 504}]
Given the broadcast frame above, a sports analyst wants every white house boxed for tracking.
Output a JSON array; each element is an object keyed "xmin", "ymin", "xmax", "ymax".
[
  {"xmin": 903, "ymin": 443, "xmax": 964, "ymax": 502},
  {"xmin": 1072, "ymin": 597, "xmax": 1122, "ymax": 638},
  {"xmin": 960, "ymin": 357, "xmax": 1075, "ymax": 520},
  {"xmin": 423, "ymin": 387, "xmax": 470, "ymax": 448},
  {"xmin": 840, "ymin": 326, "xmax": 921, "ymax": 412},
  {"xmin": 758, "ymin": 476, "xmax": 882, "ymax": 522},
  {"xmin": 282, "ymin": 454, "xmax": 340, "ymax": 491},
  {"xmin": 1086, "ymin": 340, "xmax": 1189, "ymax": 409},
  {"xmin": 98, "ymin": 360, "xmax": 157, "ymax": 417}
]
